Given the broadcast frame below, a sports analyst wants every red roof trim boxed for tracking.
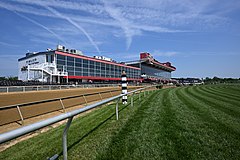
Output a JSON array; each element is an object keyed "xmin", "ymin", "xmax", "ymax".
[
  {"xmin": 55, "ymin": 51, "xmax": 140, "ymax": 70},
  {"xmin": 64, "ymin": 75, "xmax": 141, "ymax": 81},
  {"xmin": 151, "ymin": 60, "xmax": 176, "ymax": 71}
]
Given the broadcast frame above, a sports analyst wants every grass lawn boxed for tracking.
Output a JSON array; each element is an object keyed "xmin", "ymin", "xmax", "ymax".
[{"xmin": 0, "ymin": 84, "xmax": 240, "ymax": 160}]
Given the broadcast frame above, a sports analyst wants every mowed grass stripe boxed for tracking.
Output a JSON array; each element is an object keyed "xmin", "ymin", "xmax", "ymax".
[
  {"xmin": 97, "ymin": 89, "xmax": 168, "ymax": 159},
  {"xmin": 188, "ymin": 86, "xmax": 240, "ymax": 119},
  {"xmin": 218, "ymin": 85, "xmax": 240, "ymax": 94},
  {"xmin": 196, "ymin": 86, "xmax": 240, "ymax": 109},
  {"xmin": 175, "ymin": 87, "xmax": 240, "ymax": 159},
  {"xmin": 205, "ymin": 85, "xmax": 240, "ymax": 100},
  {"xmin": 198, "ymin": 86, "xmax": 240, "ymax": 106},
  {"xmin": 165, "ymin": 87, "xmax": 206, "ymax": 159},
  {"xmin": 156, "ymin": 88, "xmax": 192, "ymax": 159},
  {"xmin": 207, "ymin": 86, "xmax": 240, "ymax": 99},
  {"xmin": 176, "ymin": 87, "xmax": 240, "ymax": 133}
]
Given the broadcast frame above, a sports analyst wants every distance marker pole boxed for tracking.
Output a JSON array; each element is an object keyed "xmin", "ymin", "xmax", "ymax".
[{"xmin": 121, "ymin": 70, "xmax": 127, "ymax": 104}]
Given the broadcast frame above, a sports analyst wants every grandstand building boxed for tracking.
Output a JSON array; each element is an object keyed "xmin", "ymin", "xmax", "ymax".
[
  {"xmin": 125, "ymin": 52, "xmax": 176, "ymax": 83},
  {"xmin": 18, "ymin": 45, "xmax": 176, "ymax": 83},
  {"xmin": 18, "ymin": 45, "xmax": 140, "ymax": 83}
]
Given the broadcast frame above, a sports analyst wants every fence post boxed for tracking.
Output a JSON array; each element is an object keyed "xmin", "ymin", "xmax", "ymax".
[
  {"xmin": 116, "ymin": 97, "xmax": 120, "ymax": 120},
  {"xmin": 23, "ymin": 86, "xmax": 25, "ymax": 92},
  {"xmin": 110, "ymin": 91, "xmax": 113, "ymax": 97},
  {"xmin": 7, "ymin": 87, "xmax": 9, "ymax": 93},
  {"xmin": 99, "ymin": 93, "xmax": 103, "ymax": 100},
  {"xmin": 62, "ymin": 117, "xmax": 73, "ymax": 160},
  {"xmin": 60, "ymin": 99, "xmax": 66, "ymax": 113},
  {"xmin": 83, "ymin": 95, "xmax": 88, "ymax": 106},
  {"xmin": 37, "ymin": 86, "xmax": 39, "ymax": 91},
  {"xmin": 16, "ymin": 106, "xmax": 24, "ymax": 125}
]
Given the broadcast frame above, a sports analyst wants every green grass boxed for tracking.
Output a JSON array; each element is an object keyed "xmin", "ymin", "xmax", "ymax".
[{"xmin": 0, "ymin": 85, "xmax": 240, "ymax": 160}]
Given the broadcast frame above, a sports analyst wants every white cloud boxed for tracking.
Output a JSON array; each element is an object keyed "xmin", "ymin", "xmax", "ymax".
[
  {"xmin": 0, "ymin": 0, "xmax": 238, "ymax": 51},
  {"xmin": 152, "ymin": 50, "xmax": 178, "ymax": 57}
]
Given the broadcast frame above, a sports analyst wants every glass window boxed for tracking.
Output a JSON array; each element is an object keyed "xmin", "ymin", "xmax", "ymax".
[
  {"xmin": 57, "ymin": 65, "xmax": 63, "ymax": 70},
  {"xmin": 75, "ymin": 72, "xmax": 82, "ymax": 76},
  {"xmin": 101, "ymin": 63, "xmax": 105, "ymax": 70},
  {"xmin": 101, "ymin": 71, "xmax": 105, "ymax": 77},
  {"xmin": 57, "ymin": 54, "xmax": 65, "ymax": 60},
  {"xmin": 75, "ymin": 67, "xmax": 82, "ymax": 72},
  {"xmin": 96, "ymin": 73, "xmax": 100, "ymax": 77},
  {"xmin": 68, "ymin": 72, "xmax": 74, "ymax": 76},
  {"xmin": 89, "ymin": 65, "xmax": 94, "ymax": 69},
  {"xmin": 83, "ymin": 64, "xmax": 88, "ymax": 68},
  {"xmin": 67, "ymin": 66, "xmax": 74, "ymax": 71},
  {"xmin": 67, "ymin": 61, "xmax": 74, "ymax": 66},
  {"xmin": 90, "ymin": 60, "xmax": 94, "ymax": 65},
  {"xmin": 75, "ymin": 58, "xmax": 82, "ymax": 63},
  {"xmin": 75, "ymin": 63, "xmax": 82, "ymax": 68},
  {"xmin": 67, "ymin": 56, "xmax": 74, "ymax": 62},
  {"xmin": 83, "ymin": 59, "xmax": 88, "ymax": 64},
  {"xmin": 106, "ymin": 64, "xmax": 110, "ymax": 69},
  {"xmin": 96, "ymin": 62, "xmax": 100, "ymax": 66},
  {"xmin": 57, "ymin": 60, "xmax": 65, "ymax": 65}
]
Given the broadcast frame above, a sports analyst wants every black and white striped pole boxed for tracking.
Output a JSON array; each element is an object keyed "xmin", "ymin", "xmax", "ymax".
[{"xmin": 121, "ymin": 70, "xmax": 127, "ymax": 104}]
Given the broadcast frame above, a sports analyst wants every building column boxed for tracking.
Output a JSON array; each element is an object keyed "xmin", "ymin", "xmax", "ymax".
[{"xmin": 42, "ymin": 69, "xmax": 44, "ymax": 82}]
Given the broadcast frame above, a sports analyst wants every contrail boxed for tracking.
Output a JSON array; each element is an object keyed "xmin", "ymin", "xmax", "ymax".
[
  {"xmin": 14, "ymin": 11, "xmax": 69, "ymax": 46},
  {"xmin": 1, "ymin": 4, "xmax": 69, "ymax": 46},
  {"xmin": 45, "ymin": 6, "xmax": 101, "ymax": 54}
]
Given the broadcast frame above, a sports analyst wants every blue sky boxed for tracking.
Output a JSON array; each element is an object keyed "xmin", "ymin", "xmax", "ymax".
[{"xmin": 0, "ymin": 0, "xmax": 240, "ymax": 78}]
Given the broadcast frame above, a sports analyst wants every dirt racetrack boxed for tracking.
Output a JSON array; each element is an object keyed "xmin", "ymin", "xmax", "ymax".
[{"xmin": 0, "ymin": 86, "xmax": 142, "ymax": 126}]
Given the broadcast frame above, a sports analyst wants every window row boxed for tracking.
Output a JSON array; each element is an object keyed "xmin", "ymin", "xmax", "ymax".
[
  {"xmin": 56, "ymin": 57, "xmax": 139, "ymax": 74},
  {"xmin": 57, "ymin": 66, "xmax": 139, "ymax": 78},
  {"xmin": 57, "ymin": 60, "xmax": 137, "ymax": 72}
]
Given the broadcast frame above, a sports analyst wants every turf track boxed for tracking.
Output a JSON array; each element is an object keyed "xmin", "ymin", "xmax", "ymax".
[{"xmin": 0, "ymin": 84, "xmax": 239, "ymax": 160}]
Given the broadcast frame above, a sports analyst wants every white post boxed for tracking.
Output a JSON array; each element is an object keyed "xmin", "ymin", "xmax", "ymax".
[
  {"xmin": 50, "ymin": 74, "xmax": 52, "ymax": 84},
  {"xmin": 27, "ymin": 65, "xmax": 30, "ymax": 81},
  {"xmin": 42, "ymin": 69, "xmax": 44, "ymax": 82},
  {"xmin": 66, "ymin": 73, "xmax": 68, "ymax": 84}
]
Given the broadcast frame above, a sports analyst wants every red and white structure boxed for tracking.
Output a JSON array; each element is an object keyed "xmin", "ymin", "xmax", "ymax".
[{"xmin": 18, "ymin": 45, "xmax": 176, "ymax": 84}]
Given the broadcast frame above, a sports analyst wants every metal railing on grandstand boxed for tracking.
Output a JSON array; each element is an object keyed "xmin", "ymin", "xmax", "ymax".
[
  {"xmin": 0, "ymin": 86, "xmax": 155, "ymax": 160},
  {"xmin": 0, "ymin": 83, "xmax": 144, "ymax": 93}
]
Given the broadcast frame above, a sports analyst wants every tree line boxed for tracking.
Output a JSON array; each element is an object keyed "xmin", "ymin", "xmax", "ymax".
[{"xmin": 204, "ymin": 77, "xmax": 240, "ymax": 84}]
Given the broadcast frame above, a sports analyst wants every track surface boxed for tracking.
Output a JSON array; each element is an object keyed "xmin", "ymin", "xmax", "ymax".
[{"xmin": 0, "ymin": 86, "xmax": 142, "ymax": 126}]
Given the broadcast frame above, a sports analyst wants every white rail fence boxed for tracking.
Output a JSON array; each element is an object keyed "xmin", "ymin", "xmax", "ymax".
[{"xmin": 0, "ymin": 83, "xmax": 142, "ymax": 93}]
